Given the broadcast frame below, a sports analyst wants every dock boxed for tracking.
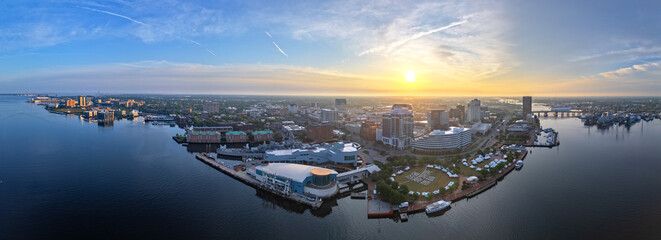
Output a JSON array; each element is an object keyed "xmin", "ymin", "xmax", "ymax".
[{"xmin": 194, "ymin": 153, "xmax": 322, "ymax": 208}]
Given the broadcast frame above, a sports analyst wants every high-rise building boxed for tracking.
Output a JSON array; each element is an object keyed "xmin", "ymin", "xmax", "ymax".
[
  {"xmin": 523, "ymin": 96, "xmax": 532, "ymax": 117},
  {"xmin": 381, "ymin": 104, "xmax": 414, "ymax": 149},
  {"xmin": 449, "ymin": 105, "xmax": 465, "ymax": 123},
  {"xmin": 78, "ymin": 96, "xmax": 87, "ymax": 107},
  {"xmin": 203, "ymin": 101, "xmax": 220, "ymax": 113},
  {"xmin": 428, "ymin": 110, "xmax": 449, "ymax": 130},
  {"xmin": 360, "ymin": 121, "xmax": 378, "ymax": 141},
  {"xmin": 335, "ymin": 98, "xmax": 347, "ymax": 111},
  {"xmin": 321, "ymin": 109, "xmax": 339, "ymax": 123},
  {"xmin": 288, "ymin": 104, "xmax": 298, "ymax": 114},
  {"xmin": 466, "ymin": 99, "xmax": 481, "ymax": 123}
]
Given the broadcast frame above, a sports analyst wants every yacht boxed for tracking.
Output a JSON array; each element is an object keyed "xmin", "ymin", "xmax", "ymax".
[
  {"xmin": 515, "ymin": 160, "xmax": 524, "ymax": 170},
  {"xmin": 425, "ymin": 200, "xmax": 451, "ymax": 214}
]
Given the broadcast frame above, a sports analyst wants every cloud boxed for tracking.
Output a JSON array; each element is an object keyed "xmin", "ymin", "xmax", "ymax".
[
  {"xmin": 0, "ymin": 61, "xmax": 394, "ymax": 95},
  {"xmin": 592, "ymin": 61, "xmax": 661, "ymax": 79},
  {"xmin": 272, "ymin": 41, "xmax": 288, "ymax": 57},
  {"xmin": 358, "ymin": 19, "xmax": 468, "ymax": 56},
  {"xmin": 570, "ymin": 47, "xmax": 661, "ymax": 62},
  {"xmin": 80, "ymin": 6, "xmax": 216, "ymax": 56}
]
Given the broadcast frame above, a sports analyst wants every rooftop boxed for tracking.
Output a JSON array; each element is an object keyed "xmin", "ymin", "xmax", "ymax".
[
  {"xmin": 429, "ymin": 127, "xmax": 470, "ymax": 135},
  {"xmin": 257, "ymin": 163, "xmax": 337, "ymax": 182}
]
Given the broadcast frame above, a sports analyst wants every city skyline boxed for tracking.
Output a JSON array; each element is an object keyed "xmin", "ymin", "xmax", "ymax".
[{"xmin": 2, "ymin": 0, "xmax": 661, "ymax": 96}]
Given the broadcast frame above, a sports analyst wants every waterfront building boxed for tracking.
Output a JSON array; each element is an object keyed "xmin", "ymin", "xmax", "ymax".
[
  {"xmin": 66, "ymin": 99, "xmax": 78, "ymax": 108},
  {"xmin": 97, "ymin": 110, "xmax": 114, "ymax": 122},
  {"xmin": 412, "ymin": 127, "xmax": 471, "ymax": 153},
  {"xmin": 226, "ymin": 131, "xmax": 248, "ymax": 143},
  {"xmin": 306, "ymin": 122, "xmax": 332, "ymax": 143},
  {"xmin": 84, "ymin": 110, "xmax": 97, "ymax": 118},
  {"xmin": 264, "ymin": 142, "xmax": 358, "ymax": 166},
  {"xmin": 360, "ymin": 121, "xmax": 378, "ymax": 141},
  {"xmin": 203, "ymin": 101, "xmax": 220, "ymax": 113},
  {"xmin": 321, "ymin": 109, "xmax": 339, "ymax": 123},
  {"xmin": 253, "ymin": 130, "xmax": 274, "ymax": 142},
  {"xmin": 507, "ymin": 121, "xmax": 533, "ymax": 134},
  {"xmin": 187, "ymin": 130, "xmax": 222, "ymax": 143},
  {"xmin": 78, "ymin": 96, "xmax": 87, "ymax": 107},
  {"xmin": 466, "ymin": 99, "xmax": 481, "ymax": 123},
  {"xmin": 523, "ymin": 96, "xmax": 532, "ymax": 117},
  {"xmin": 193, "ymin": 126, "xmax": 233, "ymax": 133},
  {"xmin": 381, "ymin": 104, "xmax": 414, "ymax": 149},
  {"xmin": 248, "ymin": 163, "xmax": 339, "ymax": 198},
  {"xmin": 428, "ymin": 110, "xmax": 449, "ymax": 130}
]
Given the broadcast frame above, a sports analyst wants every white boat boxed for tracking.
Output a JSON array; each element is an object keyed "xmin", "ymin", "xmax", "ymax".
[
  {"xmin": 425, "ymin": 200, "xmax": 451, "ymax": 214},
  {"xmin": 515, "ymin": 160, "xmax": 524, "ymax": 170}
]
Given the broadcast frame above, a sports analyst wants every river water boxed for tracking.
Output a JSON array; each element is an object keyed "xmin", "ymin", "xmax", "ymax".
[{"xmin": 1, "ymin": 95, "xmax": 660, "ymax": 239}]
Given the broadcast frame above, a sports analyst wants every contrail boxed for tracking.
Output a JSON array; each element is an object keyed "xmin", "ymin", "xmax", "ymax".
[
  {"xmin": 80, "ymin": 6, "xmax": 216, "ymax": 57},
  {"xmin": 81, "ymin": 6, "xmax": 148, "ymax": 26},
  {"xmin": 272, "ymin": 41, "xmax": 288, "ymax": 57},
  {"xmin": 358, "ymin": 19, "xmax": 467, "ymax": 56},
  {"xmin": 206, "ymin": 49, "xmax": 217, "ymax": 56},
  {"xmin": 265, "ymin": 31, "xmax": 272, "ymax": 38}
]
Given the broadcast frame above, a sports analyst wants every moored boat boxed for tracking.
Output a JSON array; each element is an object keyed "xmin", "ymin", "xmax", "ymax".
[
  {"xmin": 425, "ymin": 200, "xmax": 451, "ymax": 214},
  {"xmin": 515, "ymin": 160, "xmax": 524, "ymax": 170}
]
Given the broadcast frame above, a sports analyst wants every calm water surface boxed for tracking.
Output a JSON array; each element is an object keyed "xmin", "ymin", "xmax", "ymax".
[{"xmin": 1, "ymin": 95, "xmax": 661, "ymax": 239}]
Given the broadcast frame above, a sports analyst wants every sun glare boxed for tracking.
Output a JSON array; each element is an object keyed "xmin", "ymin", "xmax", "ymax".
[{"xmin": 405, "ymin": 71, "xmax": 416, "ymax": 83}]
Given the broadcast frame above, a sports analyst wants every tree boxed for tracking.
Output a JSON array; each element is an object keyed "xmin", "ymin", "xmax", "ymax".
[
  {"xmin": 399, "ymin": 184, "xmax": 409, "ymax": 195},
  {"xmin": 390, "ymin": 191, "xmax": 405, "ymax": 205},
  {"xmin": 390, "ymin": 181, "xmax": 399, "ymax": 190},
  {"xmin": 376, "ymin": 181, "xmax": 390, "ymax": 198}
]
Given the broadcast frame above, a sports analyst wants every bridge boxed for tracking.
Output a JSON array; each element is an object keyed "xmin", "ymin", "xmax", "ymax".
[
  {"xmin": 337, "ymin": 164, "xmax": 381, "ymax": 184},
  {"xmin": 532, "ymin": 108, "xmax": 583, "ymax": 117}
]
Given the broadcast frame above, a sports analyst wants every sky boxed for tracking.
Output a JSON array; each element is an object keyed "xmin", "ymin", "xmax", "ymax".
[{"xmin": 1, "ymin": 0, "xmax": 661, "ymax": 96}]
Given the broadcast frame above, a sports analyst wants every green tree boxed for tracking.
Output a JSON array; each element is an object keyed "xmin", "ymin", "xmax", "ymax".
[
  {"xmin": 399, "ymin": 184, "xmax": 409, "ymax": 195},
  {"xmin": 391, "ymin": 181, "xmax": 399, "ymax": 190}
]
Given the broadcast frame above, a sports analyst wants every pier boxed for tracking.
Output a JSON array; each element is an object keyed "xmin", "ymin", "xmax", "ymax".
[{"xmin": 194, "ymin": 153, "xmax": 323, "ymax": 208}]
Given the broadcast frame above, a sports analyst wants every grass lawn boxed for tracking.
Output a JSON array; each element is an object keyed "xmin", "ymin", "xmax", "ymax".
[
  {"xmin": 457, "ymin": 164, "xmax": 480, "ymax": 177},
  {"xmin": 393, "ymin": 165, "xmax": 454, "ymax": 193}
]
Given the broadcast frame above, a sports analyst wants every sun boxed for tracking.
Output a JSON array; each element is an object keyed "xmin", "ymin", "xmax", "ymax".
[{"xmin": 405, "ymin": 71, "xmax": 416, "ymax": 83}]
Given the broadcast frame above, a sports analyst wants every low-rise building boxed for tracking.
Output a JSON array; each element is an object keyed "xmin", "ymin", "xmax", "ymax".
[
  {"xmin": 226, "ymin": 131, "xmax": 248, "ymax": 143},
  {"xmin": 507, "ymin": 121, "xmax": 532, "ymax": 134},
  {"xmin": 187, "ymin": 131, "xmax": 222, "ymax": 143},
  {"xmin": 97, "ymin": 110, "xmax": 114, "ymax": 122},
  {"xmin": 306, "ymin": 122, "xmax": 332, "ymax": 143},
  {"xmin": 253, "ymin": 130, "xmax": 274, "ymax": 142},
  {"xmin": 264, "ymin": 142, "xmax": 358, "ymax": 166},
  {"xmin": 248, "ymin": 163, "xmax": 339, "ymax": 198}
]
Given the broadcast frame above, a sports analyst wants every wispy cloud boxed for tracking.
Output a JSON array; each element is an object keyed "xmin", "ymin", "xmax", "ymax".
[
  {"xmin": 358, "ymin": 19, "xmax": 468, "ymax": 56},
  {"xmin": 80, "ymin": 6, "xmax": 217, "ymax": 57},
  {"xmin": 570, "ymin": 47, "xmax": 661, "ymax": 62},
  {"xmin": 588, "ymin": 61, "xmax": 661, "ymax": 79},
  {"xmin": 272, "ymin": 41, "xmax": 288, "ymax": 57},
  {"xmin": 1, "ymin": 61, "xmax": 393, "ymax": 95}
]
